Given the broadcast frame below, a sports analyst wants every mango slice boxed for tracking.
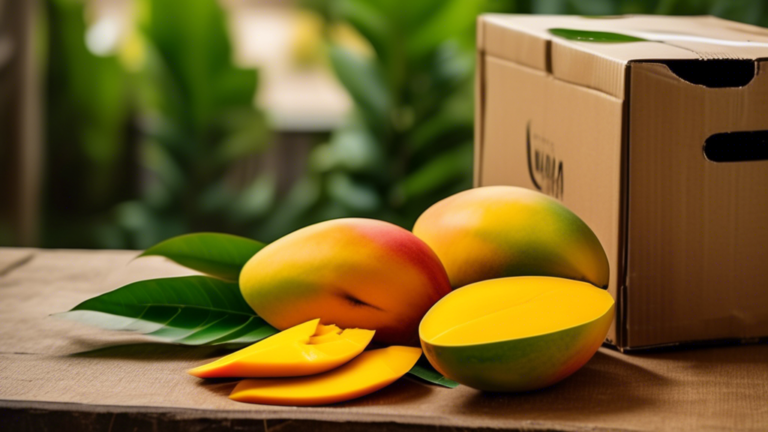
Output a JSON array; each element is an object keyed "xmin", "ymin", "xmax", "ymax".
[
  {"xmin": 188, "ymin": 319, "xmax": 374, "ymax": 378},
  {"xmin": 420, "ymin": 276, "xmax": 614, "ymax": 392},
  {"xmin": 230, "ymin": 346, "xmax": 422, "ymax": 406}
]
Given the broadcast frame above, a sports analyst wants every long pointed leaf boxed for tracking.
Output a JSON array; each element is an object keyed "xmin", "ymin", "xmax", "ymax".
[
  {"xmin": 139, "ymin": 233, "xmax": 266, "ymax": 281},
  {"xmin": 58, "ymin": 275, "xmax": 452, "ymax": 384},
  {"xmin": 56, "ymin": 276, "xmax": 276, "ymax": 345},
  {"xmin": 549, "ymin": 28, "xmax": 647, "ymax": 43}
]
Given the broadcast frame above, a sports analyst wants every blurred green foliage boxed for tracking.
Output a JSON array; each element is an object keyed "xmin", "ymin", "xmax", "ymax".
[
  {"xmin": 42, "ymin": 0, "xmax": 269, "ymax": 249},
  {"xmin": 37, "ymin": 0, "xmax": 768, "ymax": 247},
  {"xmin": 43, "ymin": 0, "xmax": 133, "ymax": 248},
  {"xmin": 259, "ymin": 0, "xmax": 481, "ymax": 238},
  {"xmin": 270, "ymin": 0, "xmax": 768, "ymax": 239},
  {"xmin": 110, "ymin": 0, "xmax": 269, "ymax": 249}
]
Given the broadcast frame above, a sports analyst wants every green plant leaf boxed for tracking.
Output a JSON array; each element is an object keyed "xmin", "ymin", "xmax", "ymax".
[
  {"xmin": 394, "ymin": 143, "xmax": 473, "ymax": 203},
  {"xmin": 139, "ymin": 233, "xmax": 266, "ymax": 281},
  {"xmin": 328, "ymin": 44, "xmax": 389, "ymax": 127},
  {"xmin": 407, "ymin": 0, "xmax": 483, "ymax": 59},
  {"xmin": 549, "ymin": 28, "xmax": 647, "ymax": 43},
  {"xmin": 213, "ymin": 67, "xmax": 259, "ymax": 110},
  {"xmin": 57, "ymin": 276, "xmax": 277, "ymax": 345},
  {"xmin": 408, "ymin": 358, "xmax": 459, "ymax": 388},
  {"xmin": 335, "ymin": 0, "xmax": 390, "ymax": 58}
]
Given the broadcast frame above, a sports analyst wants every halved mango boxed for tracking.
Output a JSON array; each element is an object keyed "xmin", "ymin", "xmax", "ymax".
[
  {"xmin": 188, "ymin": 319, "xmax": 374, "ymax": 378},
  {"xmin": 420, "ymin": 276, "xmax": 614, "ymax": 392},
  {"xmin": 230, "ymin": 346, "xmax": 422, "ymax": 406}
]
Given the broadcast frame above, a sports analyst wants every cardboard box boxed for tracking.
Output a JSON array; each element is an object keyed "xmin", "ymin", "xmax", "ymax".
[{"xmin": 474, "ymin": 15, "xmax": 768, "ymax": 350}]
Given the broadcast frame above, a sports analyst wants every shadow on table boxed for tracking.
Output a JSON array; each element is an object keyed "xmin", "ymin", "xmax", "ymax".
[
  {"xmin": 459, "ymin": 350, "xmax": 671, "ymax": 418},
  {"xmin": 344, "ymin": 378, "xmax": 436, "ymax": 407},
  {"xmin": 622, "ymin": 342, "xmax": 768, "ymax": 369},
  {"xmin": 67, "ymin": 341, "xmax": 233, "ymax": 361},
  {"xmin": 193, "ymin": 376, "xmax": 241, "ymax": 398}
]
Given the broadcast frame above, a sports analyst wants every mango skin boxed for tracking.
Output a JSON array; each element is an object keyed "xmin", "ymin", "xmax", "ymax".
[
  {"xmin": 421, "ymin": 307, "xmax": 614, "ymax": 392},
  {"xmin": 419, "ymin": 277, "xmax": 615, "ymax": 392},
  {"xmin": 413, "ymin": 186, "xmax": 609, "ymax": 289},
  {"xmin": 240, "ymin": 218, "xmax": 452, "ymax": 346}
]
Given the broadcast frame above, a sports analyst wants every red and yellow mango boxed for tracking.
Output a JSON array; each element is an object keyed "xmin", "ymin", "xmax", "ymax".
[
  {"xmin": 188, "ymin": 319, "xmax": 374, "ymax": 378},
  {"xmin": 419, "ymin": 276, "xmax": 614, "ymax": 392},
  {"xmin": 413, "ymin": 186, "xmax": 609, "ymax": 289},
  {"xmin": 230, "ymin": 346, "xmax": 422, "ymax": 406},
  {"xmin": 239, "ymin": 218, "xmax": 452, "ymax": 345}
]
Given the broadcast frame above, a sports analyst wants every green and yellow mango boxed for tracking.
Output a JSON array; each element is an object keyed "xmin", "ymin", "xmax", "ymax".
[{"xmin": 413, "ymin": 186, "xmax": 609, "ymax": 289}]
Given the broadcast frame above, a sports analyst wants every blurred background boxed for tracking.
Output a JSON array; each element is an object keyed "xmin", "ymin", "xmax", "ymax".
[{"xmin": 2, "ymin": 0, "xmax": 767, "ymax": 249}]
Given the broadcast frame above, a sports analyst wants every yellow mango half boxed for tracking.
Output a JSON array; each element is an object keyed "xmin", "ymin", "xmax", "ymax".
[
  {"xmin": 230, "ymin": 346, "xmax": 422, "ymax": 406},
  {"xmin": 420, "ymin": 276, "xmax": 614, "ymax": 392},
  {"xmin": 188, "ymin": 319, "xmax": 374, "ymax": 378}
]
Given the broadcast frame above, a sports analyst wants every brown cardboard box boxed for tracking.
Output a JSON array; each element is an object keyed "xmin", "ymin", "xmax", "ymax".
[{"xmin": 474, "ymin": 15, "xmax": 768, "ymax": 350}]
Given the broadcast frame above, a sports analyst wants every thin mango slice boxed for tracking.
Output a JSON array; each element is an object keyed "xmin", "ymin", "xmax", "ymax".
[
  {"xmin": 230, "ymin": 346, "xmax": 422, "ymax": 406},
  {"xmin": 188, "ymin": 319, "xmax": 374, "ymax": 378}
]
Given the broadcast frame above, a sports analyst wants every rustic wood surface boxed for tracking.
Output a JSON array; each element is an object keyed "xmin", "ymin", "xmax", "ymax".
[{"xmin": 0, "ymin": 248, "xmax": 766, "ymax": 432}]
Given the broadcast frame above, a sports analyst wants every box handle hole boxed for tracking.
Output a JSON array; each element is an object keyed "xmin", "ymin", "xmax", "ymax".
[
  {"xmin": 704, "ymin": 130, "xmax": 768, "ymax": 162},
  {"xmin": 661, "ymin": 60, "xmax": 755, "ymax": 88}
]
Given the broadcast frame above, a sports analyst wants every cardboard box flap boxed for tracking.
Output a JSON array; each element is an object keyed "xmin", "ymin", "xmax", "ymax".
[{"xmin": 480, "ymin": 14, "xmax": 768, "ymax": 98}]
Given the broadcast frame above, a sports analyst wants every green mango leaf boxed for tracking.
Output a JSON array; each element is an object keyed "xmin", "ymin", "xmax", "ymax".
[
  {"xmin": 58, "ymin": 274, "xmax": 457, "ymax": 383},
  {"xmin": 56, "ymin": 276, "xmax": 277, "ymax": 345},
  {"xmin": 549, "ymin": 28, "xmax": 647, "ymax": 43},
  {"xmin": 139, "ymin": 233, "xmax": 265, "ymax": 281},
  {"xmin": 408, "ymin": 358, "xmax": 459, "ymax": 388}
]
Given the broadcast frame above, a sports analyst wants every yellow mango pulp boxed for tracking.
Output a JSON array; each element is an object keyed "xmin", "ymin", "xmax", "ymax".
[
  {"xmin": 420, "ymin": 277, "xmax": 614, "ymax": 392},
  {"xmin": 188, "ymin": 319, "xmax": 374, "ymax": 378},
  {"xmin": 230, "ymin": 346, "xmax": 422, "ymax": 406}
]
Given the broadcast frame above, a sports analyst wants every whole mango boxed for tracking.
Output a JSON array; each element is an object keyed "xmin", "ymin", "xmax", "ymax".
[
  {"xmin": 413, "ymin": 186, "xmax": 609, "ymax": 289},
  {"xmin": 240, "ymin": 218, "xmax": 452, "ymax": 345}
]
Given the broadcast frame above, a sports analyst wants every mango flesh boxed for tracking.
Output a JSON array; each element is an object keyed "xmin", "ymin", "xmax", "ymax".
[
  {"xmin": 230, "ymin": 346, "xmax": 422, "ymax": 406},
  {"xmin": 188, "ymin": 319, "xmax": 374, "ymax": 378},
  {"xmin": 419, "ymin": 276, "xmax": 614, "ymax": 392},
  {"xmin": 413, "ymin": 186, "xmax": 609, "ymax": 289},
  {"xmin": 239, "ymin": 218, "xmax": 452, "ymax": 345}
]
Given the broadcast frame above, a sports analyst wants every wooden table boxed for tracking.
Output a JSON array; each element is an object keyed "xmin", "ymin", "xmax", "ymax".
[{"xmin": 1, "ymin": 248, "xmax": 766, "ymax": 432}]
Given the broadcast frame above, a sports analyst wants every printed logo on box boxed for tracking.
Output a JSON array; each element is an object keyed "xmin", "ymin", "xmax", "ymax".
[{"xmin": 526, "ymin": 122, "xmax": 564, "ymax": 199}]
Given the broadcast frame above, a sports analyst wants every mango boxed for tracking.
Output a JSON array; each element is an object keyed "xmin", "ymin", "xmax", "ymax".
[
  {"xmin": 240, "ymin": 218, "xmax": 452, "ymax": 345},
  {"xmin": 413, "ymin": 186, "xmax": 609, "ymax": 289},
  {"xmin": 230, "ymin": 346, "xmax": 422, "ymax": 406},
  {"xmin": 188, "ymin": 319, "xmax": 374, "ymax": 378},
  {"xmin": 419, "ymin": 276, "xmax": 614, "ymax": 392}
]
